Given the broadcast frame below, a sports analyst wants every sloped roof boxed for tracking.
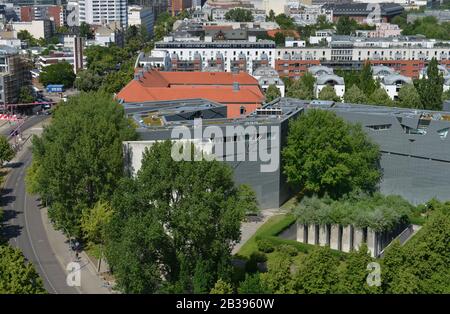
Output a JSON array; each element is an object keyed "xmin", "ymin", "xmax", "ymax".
[
  {"xmin": 117, "ymin": 83, "xmax": 264, "ymax": 104},
  {"xmin": 316, "ymin": 74, "xmax": 345, "ymax": 85},
  {"xmin": 382, "ymin": 74, "xmax": 412, "ymax": 85}
]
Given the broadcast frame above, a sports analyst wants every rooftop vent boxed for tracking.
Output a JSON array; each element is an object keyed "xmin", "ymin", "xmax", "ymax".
[{"xmin": 233, "ymin": 82, "xmax": 240, "ymax": 91}]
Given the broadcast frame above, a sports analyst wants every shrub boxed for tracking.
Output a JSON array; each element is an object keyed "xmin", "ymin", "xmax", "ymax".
[
  {"xmin": 277, "ymin": 244, "xmax": 299, "ymax": 257},
  {"xmin": 257, "ymin": 239, "xmax": 275, "ymax": 253},
  {"xmin": 245, "ymin": 252, "xmax": 267, "ymax": 274}
]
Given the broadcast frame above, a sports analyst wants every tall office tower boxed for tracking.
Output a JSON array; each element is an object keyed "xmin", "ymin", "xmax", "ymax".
[
  {"xmin": 78, "ymin": 0, "xmax": 128, "ymax": 29},
  {"xmin": 131, "ymin": 0, "xmax": 168, "ymax": 18}
]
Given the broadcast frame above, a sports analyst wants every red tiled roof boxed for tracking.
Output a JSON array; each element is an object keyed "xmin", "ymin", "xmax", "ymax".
[
  {"xmin": 118, "ymin": 69, "xmax": 264, "ymax": 103},
  {"xmin": 132, "ymin": 70, "xmax": 260, "ymax": 87},
  {"xmin": 117, "ymin": 82, "xmax": 264, "ymax": 104}
]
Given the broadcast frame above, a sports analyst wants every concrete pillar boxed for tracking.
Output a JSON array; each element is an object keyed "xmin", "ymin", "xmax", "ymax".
[
  {"xmin": 329, "ymin": 224, "xmax": 339, "ymax": 250},
  {"xmin": 318, "ymin": 225, "xmax": 328, "ymax": 246},
  {"xmin": 297, "ymin": 222, "xmax": 306, "ymax": 243},
  {"xmin": 330, "ymin": 225, "xmax": 339, "ymax": 250},
  {"xmin": 367, "ymin": 228, "xmax": 377, "ymax": 257},
  {"xmin": 354, "ymin": 227, "xmax": 364, "ymax": 251},
  {"xmin": 342, "ymin": 225, "xmax": 352, "ymax": 252},
  {"xmin": 307, "ymin": 224, "xmax": 317, "ymax": 245}
]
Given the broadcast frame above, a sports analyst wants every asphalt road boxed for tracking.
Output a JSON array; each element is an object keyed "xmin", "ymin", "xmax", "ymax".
[
  {"xmin": 1, "ymin": 116, "xmax": 79, "ymax": 294},
  {"xmin": 0, "ymin": 115, "xmax": 48, "ymax": 138}
]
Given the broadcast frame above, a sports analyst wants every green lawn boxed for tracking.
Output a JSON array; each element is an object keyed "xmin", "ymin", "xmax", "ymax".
[
  {"xmin": 236, "ymin": 212, "xmax": 347, "ymax": 260},
  {"xmin": 237, "ymin": 214, "xmax": 293, "ymax": 258}
]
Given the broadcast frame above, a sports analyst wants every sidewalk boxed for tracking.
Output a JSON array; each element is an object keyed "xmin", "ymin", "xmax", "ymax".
[
  {"xmin": 41, "ymin": 208, "xmax": 113, "ymax": 294},
  {"xmin": 8, "ymin": 120, "xmax": 114, "ymax": 294}
]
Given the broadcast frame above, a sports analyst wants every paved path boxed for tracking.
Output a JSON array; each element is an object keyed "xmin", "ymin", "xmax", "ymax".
[
  {"xmin": 1, "ymin": 118, "xmax": 112, "ymax": 294},
  {"xmin": 232, "ymin": 208, "xmax": 283, "ymax": 255}
]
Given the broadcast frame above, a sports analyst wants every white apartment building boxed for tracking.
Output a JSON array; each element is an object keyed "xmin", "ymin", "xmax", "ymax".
[
  {"xmin": 308, "ymin": 65, "xmax": 345, "ymax": 99},
  {"xmin": 150, "ymin": 36, "xmax": 276, "ymax": 74},
  {"xmin": 380, "ymin": 74, "xmax": 412, "ymax": 100},
  {"xmin": 79, "ymin": 0, "xmax": 127, "ymax": 29},
  {"xmin": 128, "ymin": 5, "xmax": 154, "ymax": 36}
]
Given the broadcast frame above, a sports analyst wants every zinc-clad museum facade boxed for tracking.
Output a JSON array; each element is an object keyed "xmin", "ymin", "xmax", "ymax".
[{"xmin": 123, "ymin": 98, "xmax": 450, "ymax": 209}]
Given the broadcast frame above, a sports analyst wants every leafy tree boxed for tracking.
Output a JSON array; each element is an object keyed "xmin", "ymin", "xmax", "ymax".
[
  {"xmin": 17, "ymin": 30, "xmax": 38, "ymax": 46},
  {"xmin": 265, "ymin": 84, "xmax": 281, "ymax": 102},
  {"xmin": 414, "ymin": 58, "xmax": 444, "ymax": 110},
  {"xmin": 338, "ymin": 244, "xmax": 380, "ymax": 294},
  {"xmin": 260, "ymin": 252, "xmax": 294, "ymax": 293},
  {"xmin": 18, "ymin": 86, "xmax": 35, "ymax": 103},
  {"xmin": 294, "ymin": 246, "xmax": 340, "ymax": 293},
  {"xmin": 56, "ymin": 26, "xmax": 69, "ymax": 34},
  {"xmin": 318, "ymin": 85, "xmax": 341, "ymax": 102},
  {"xmin": 275, "ymin": 14, "xmax": 296, "ymax": 30},
  {"xmin": 267, "ymin": 10, "xmax": 276, "ymax": 22},
  {"xmin": 344, "ymin": 84, "xmax": 367, "ymax": 104},
  {"xmin": 79, "ymin": 22, "xmax": 93, "ymax": 39},
  {"xmin": 0, "ymin": 245, "xmax": 46, "ymax": 294},
  {"xmin": 81, "ymin": 201, "xmax": 113, "ymax": 245},
  {"xmin": 287, "ymin": 73, "xmax": 315, "ymax": 100},
  {"xmin": 273, "ymin": 32, "xmax": 286, "ymax": 46},
  {"xmin": 225, "ymin": 8, "xmax": 253, "ymax": 22},
  {"xmin": 0, "ymin": 136, "xmax": 15, "ymax": 166},
  {"xmin": 238, "ymin": 184, "xmax": 260, "ymax": 216},
  {"xmin": 39, "ymin": 62, "xmax": 76, "ymax": 88},
  {"xmin": 74, "ymin": 70, "xmax": 103, "ymax": 92},
  {"xmin": 401, "ymin": 16, "xmax": 450, "ymax": 40},
  {"xmin": 210, "ymin": 279, "xmax": 233, "ymax": 294},
  {"xmin": 105, "ymin": 141, "xmax": 255, "ymax": 293},
  {"xmin": 358, "ymin": 62, "xmax": 377, "ymax": 96},
  {"xmin": 238, "ymin": 273, "xmax": 270, "ymax": 294},
  {"xmin": 282, "ymin": 109, "xmax": 381, "ymax": 198},
  {"xmin": 368, "ymin": 87, "xmax": 393, "ymax": 106},
  {"xmin": 336, "ymin": 16, "xmax": 358, "ymax": 35},
  {"xmin": 397, "ymin": 84, "xmax": 422, "ymax": 109},
  {"xmin": 28, "ymin": 92, "xmax": 137, "ymax": 237}
]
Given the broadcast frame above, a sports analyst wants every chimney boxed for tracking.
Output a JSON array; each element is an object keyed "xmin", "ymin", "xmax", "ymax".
[{"xmin": 233, "ymin": 82, "xmax": 240, "ymax": 91}]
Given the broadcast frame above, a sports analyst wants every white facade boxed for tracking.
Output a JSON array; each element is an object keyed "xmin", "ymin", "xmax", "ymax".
[
  {"xmin": 128, "ymin": 5, "xmax": 154, "ymax": 36},
  {"xmin": 12, "ymin": 20, "xmax": 52, "ymax": 40},
  {"xmin": 286, "ymin": 3, "xmax": 333, "ymax": 26},
  {"xmin": 380, "ymin": 74, "xmax": 412, "ymax": 100},
  {"xmin": 285, "ymin": 38, "xmax": 306, "ymax": 48},
  {"xmin": 79, "ymin": 0, "xmax": 127, "ymax": 29},
  {"xmin": 253, "ymin": 66, "xmax": 285, "ymax": 97},
  {"xmin": 151, "ymin": 37, "xmax": 276, "ymax": 74}
]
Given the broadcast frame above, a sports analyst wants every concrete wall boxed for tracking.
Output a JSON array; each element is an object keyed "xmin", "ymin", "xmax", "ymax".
[{"xmin": 294, "ymin": 222, "xmax": 409, "ymax": 257}]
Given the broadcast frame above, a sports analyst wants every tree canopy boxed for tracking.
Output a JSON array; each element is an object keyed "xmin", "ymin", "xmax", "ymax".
[
  {"xmin": 105, "ymin": 141, "xmax": 257, "ymax": 293},
  {"xmin": 0, "ymin": 135, "xmax": 15, "ymax": 166},
  {"xmin": 265, "ymin": 84, "xmax": 281, "ymax": 102},
  {"xmin": 318, "ymin": 85, "xmax": 341, "ymax": 102},
  {"xmin": 27, "ymin": 92, "xmax": 137, "ymax": 237},
  {"xmin": 225, "ymin": 8, "xmax": 253, "ymax": 22},
  {"xmin": 282, "ymin": 109, "xmax": 381, "ymax": 198},
  {"xmin": 286, "ymin": 73, "xmax": 315, "ymax": 100},
  {"xmin": 414, "ymin": 58, "xmax": 444, "ymax": 111},
  {"xmin": 397, "ymin": 84, "xmax": 422, "ymax": 109},
  {"xmin": 344, "ymin": 84, "xmax": 368, "ymax": 104},
  {"xmin": 39, "ymin": 62, "xmax": 76, "ymax": 88},
  {"xmin": 0, "ymin": 245, "xmax": 46, "ymax": 294}
]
